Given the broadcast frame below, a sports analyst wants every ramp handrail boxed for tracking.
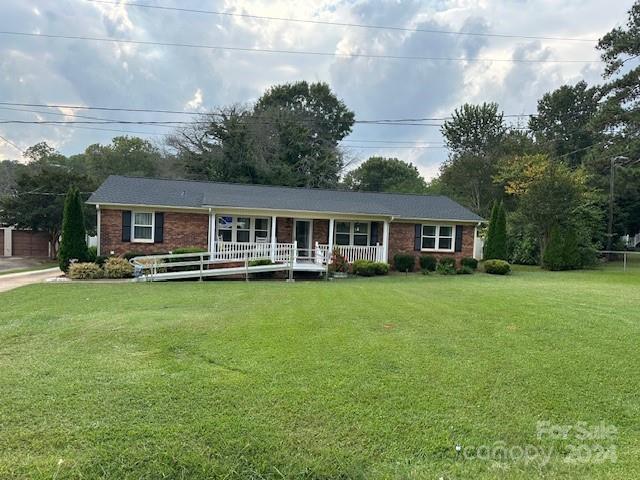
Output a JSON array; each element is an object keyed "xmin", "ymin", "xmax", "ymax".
[{"xmin": 130, "ymin": 243, "xmax": 297, "ymax": 280}]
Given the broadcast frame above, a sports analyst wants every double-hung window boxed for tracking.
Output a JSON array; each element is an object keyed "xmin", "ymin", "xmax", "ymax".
[
  {"xmin": 132, "ymin": 212, "xmax": 154, "ymax": 242},
  {"xmin": 236, "ymin": 217, "xmax": 251, "ymax": 243},
  {"xmin": 334, "ymin": 221, "xmax": 370, "ymax": 246},
  {"xmin": 421, "ymin": 225, "xmax": 454, "ymax": 252},
  {"xmin": 254, "ymin": 218, "xmax": 270, "ymax": 242}
]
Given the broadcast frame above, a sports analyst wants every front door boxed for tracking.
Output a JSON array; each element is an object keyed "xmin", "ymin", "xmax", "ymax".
[{"xmin": 294, "ymin": 220, "xmax": 312, "ymax": 258}]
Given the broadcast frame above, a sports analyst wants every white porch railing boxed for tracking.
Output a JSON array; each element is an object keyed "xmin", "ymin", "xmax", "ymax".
[
  {"xmin": 317, "ymin": 243, "xmax": 384, "ymax": 263},
  {"xmin": 213, "ymin": 241, "xmax": 294, "ymax": 262}
]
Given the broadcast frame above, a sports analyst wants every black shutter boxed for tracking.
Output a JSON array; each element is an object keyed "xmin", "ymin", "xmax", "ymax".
[
  {"xmin": 454, "ymin": 225, "xmax": 464, "ymax": 252},
  {"xmin": 414, "ymin": 224, "xmax": 422, "ymax": 251},
  {"xmin": 154, "ymin": 212, "xmax": 164, "ymax": 243},
  {"xmin": 122, "ymin": 210, "xmax": 132, "ymax": 242},
  {"xmin": 370, "ymin": 222, "xmax": 379, "ymax": 245}
]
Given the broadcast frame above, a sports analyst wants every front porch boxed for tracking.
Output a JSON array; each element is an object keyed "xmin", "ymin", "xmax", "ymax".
[
  {"xmin": 209, "ymin": 213, "xmax": 390, "ymax": 265},
  {"xmin": 211, "ymin": 241, "xmax": 385, "ymax": 267}
]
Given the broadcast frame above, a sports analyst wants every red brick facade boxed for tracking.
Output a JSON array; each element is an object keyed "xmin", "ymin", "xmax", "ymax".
[
  {"xmin": 388, "ymin": 223, "xmax": 475, "ymax": 269},
  {"xmin": 100, "ymin": 208, "xmax": 476, "ymax": 266},
  {"xmin": 100, "ymin": 208, "xmax": 208, "ymax": 255}
]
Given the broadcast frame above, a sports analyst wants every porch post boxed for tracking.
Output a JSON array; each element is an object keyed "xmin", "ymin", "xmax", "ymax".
[
  {"xmin": 270, "ymin": 216, "xmax": 277, "ymax": 261},
  {"xmin": 328, "ymin": 218, "xmax": 335, "ymax": 257},
  {"xmin": 383, "ymin": 220, "xmax": 390, "ymax": 263},
  {"xmin": 208, "ymin": 209, "xmax": 216, "ymax": 254}
]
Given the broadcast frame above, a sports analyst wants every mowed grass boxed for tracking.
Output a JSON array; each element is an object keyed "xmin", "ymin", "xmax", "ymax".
[{"xmin": 1, "ymin": 267, "xmax": 639, "ymax": 479}]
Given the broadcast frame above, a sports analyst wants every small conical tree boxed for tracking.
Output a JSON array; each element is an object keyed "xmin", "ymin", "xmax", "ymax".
[
  {"xmin": 58, "ymin": 187, "xmax": 89, "ymax": 272},
  {"xmin": 493, "ymin": 201, "xmax": 508, "ymax": 260},
  {"xmin": 484, "ymin": 201, "xmax": 508, "ymax": 260}
]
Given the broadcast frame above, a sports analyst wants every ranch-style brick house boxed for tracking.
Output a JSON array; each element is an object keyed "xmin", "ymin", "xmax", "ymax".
[{"xmin": 88, "ymin": 175, "xmax": 483, "ymax": 271}]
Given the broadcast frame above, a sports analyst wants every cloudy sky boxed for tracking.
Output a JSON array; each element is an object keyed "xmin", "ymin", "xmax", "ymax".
[{"xmin": 0, "ymin": 0, "xmax": 633, "ymax": 179}]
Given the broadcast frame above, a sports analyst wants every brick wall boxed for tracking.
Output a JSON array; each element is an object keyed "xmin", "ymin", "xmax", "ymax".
[
  {"xmin": 276, "ymin": 217, "xmax": 293, "ymax": 244},
  {"xmin": 313, "ymin": 219, "xmax": 329, "ymax": 245},
  {"xmin": 388, "ymin": 223, "xmax": 475, "ymax": 269},
  {"xmin": 100, "ymin": 208, "xmax": 208, "ymax": 255}
]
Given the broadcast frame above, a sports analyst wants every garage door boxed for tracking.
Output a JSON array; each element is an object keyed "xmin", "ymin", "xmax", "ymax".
[
  {"xmin": 0, "ymin": 230, "xmax": 4, "ymax": 256},
  {"xmin": 12, "ymin": 230, "xmax": 50, "ymax": 257}
]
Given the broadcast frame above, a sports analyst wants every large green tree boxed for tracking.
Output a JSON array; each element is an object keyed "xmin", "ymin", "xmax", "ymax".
[
  {"xmin": 439, "ymin": 103, "xmax": 507, "ymax": 216},
  {"xmin": 79, "ymin": 136, "xmax": 172, "ymax": 183},
  {"xmin": 529, "ymin": 81, "xmax": 601, "ymax": 168},
  {"xmin": 343, "ymin": 157, "xmax": 427, "ymax": 193},
  {"xmin": 593, "ymin": 1, "xmax": 640, "ymax": 238},
  {"xmin": 173, "ymin": 81, "xmax": 355, "ymax": 188},
  {"xmin": 0, "ymin": 143, "xmax": 94, "ymax": 258}
]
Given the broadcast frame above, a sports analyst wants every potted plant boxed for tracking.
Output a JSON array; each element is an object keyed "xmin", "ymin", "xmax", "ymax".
[{"xmin": 329, "ymin": 248, "xmax": 350, "ymax": 278}]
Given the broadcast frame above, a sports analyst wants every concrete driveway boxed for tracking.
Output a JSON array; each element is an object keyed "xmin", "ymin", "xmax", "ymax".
[
  {"xmin": 0, "ymin": 267, "xmax": 62, "ymax": 293},
  {"xmin": 0, "ymin": 256, "xmax": 53, "ymax": 272}
]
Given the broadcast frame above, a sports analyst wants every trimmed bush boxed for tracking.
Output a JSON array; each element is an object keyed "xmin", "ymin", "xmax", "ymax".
[
  {"xmin": 351, "ymin": 260, "xmax": 389, "ymax": 276},
  {"xmin": 484, "ymin": 259, "xmax": 511, "ymax": 275},
  {"xmin": 438, "ymin": 257, "xmax": 456, "ymax": 269},
  {"xmin": 457, "ymin": 266, "xmax": 474, "ymax": 275},
  {"xmin": 248, "ymin": 258, "xmax": 273, "ymax": 267},
  {"xmin": 68, "ymin": 262, "xmax": 103, "ymax": 280},
  {"xmin": 58, "ymin": 187, "xmax": 89, "ymax": 272},
  {"xmin": 419, "ymin": 255, "xmax": 437, "ymax": 272},
  {"xmin": 352, "ymin": 260, "xmax": 376, "ymax": 276},
  {"xmin": 95, "ymin": 255, "xmax": 108, "ymax": 267},
  {"xmin": 373, "ymin": 262, "xmax": 389, "ymax": 275},
  {"xmin": 436, "ymin": 262, "xmax": 456, "ymax": 275},
  {"xmin": 461, "ymin": 257, "xmax": 478, "ymax": 270},
  {"xmin": 104, "ymin": 257, "xmax": 134, "ymax": 278},
  {"xmin": 394, "ymin": 253, "xmax": 415, "ymax": 272}
]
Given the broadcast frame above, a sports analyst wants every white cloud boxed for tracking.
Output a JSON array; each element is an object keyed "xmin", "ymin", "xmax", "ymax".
[
  {"xmin": 0, "ymin": 0, "xmax": 634, "ymax": 173},
  {"xmin": 185, "ymin": 88, "xmax": 204, "ymax": 110}
]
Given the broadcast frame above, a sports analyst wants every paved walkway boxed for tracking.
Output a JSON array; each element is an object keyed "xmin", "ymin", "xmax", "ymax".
[{"xmin": 0, "ymin": 268, "xmax": 63, "ymax": 293}]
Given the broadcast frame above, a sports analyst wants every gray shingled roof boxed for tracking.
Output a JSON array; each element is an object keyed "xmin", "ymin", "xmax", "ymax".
[{"xmin": 88, "ymin": 175, "xmax": 483, "ymax": 222}]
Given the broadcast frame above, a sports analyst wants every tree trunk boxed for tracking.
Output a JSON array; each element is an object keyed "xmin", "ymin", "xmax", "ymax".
[{"xmin": 49, "ymin": 229, "xmax": 60, "ymax": 260}]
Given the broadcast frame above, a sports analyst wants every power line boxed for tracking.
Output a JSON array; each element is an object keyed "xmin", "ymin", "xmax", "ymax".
[
  {"xmin": 341, "ymin": 145, "xmax": 447, "ymax": 149},
  {"xmin": 0, "ymin": 134, "xmax": 24, "ymax": 155},
  {"xmin": 341, "ymin": 139, "xmax": 445, "ymax": 145},
  {"xmin": 0, "ymin": 31, "xmax": 603, "ymax": 64},
  {"xmin": 86, "ymin": 0, "xmax": 598, "ymax": 43},
  {"xmin": 0, "ymin": 102, "xmax": 540, "ymax": 122}
]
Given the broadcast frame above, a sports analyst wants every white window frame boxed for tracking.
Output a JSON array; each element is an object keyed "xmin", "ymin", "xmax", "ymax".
[
  {"xmin": 333, "ymin": 221, "xmax": 371, "ymax": 246},
  {"xmin": 216, "ymin": 215, "xmax": 271, "ymax": 243},
  {"xmin": 421, "ymin": 224, "xmax": 455, "ymax": 253},
  {"xmin": 132, "ymin": 210, "xmax": 155, "ymax": 243}
]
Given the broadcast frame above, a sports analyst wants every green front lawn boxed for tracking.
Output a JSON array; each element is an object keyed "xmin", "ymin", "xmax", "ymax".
[{"xmin": 1, "ymin": 268, "xmax": 638, "ymax": 478}]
